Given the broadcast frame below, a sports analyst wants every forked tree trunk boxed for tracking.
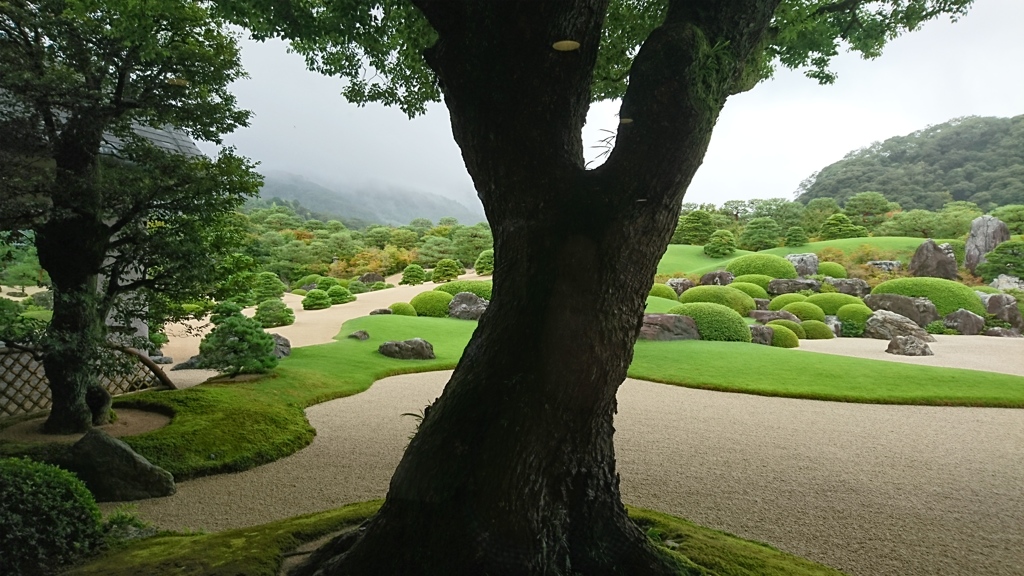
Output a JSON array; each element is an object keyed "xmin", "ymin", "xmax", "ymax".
[{"xmin": 298, "ymin": 1, "xmax": 778, "ymax": 573}]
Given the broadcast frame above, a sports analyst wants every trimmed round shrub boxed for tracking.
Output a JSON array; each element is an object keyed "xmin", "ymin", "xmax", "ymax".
[
  {"xmin": 474, "ymin": 249, "xmax": 495, "ymax": 275},
  {"xmin": 389, "ymin": 302, "xmax": 417, "ymax": 316},
  {"xmin": 837, "ymin": 303, "xmax": 874, "ymax": 325},
  {"xmin": 410, "ymin": 290, "xmax": 454, "ymax": 318},
  {"xmin": 724, "ymin": 253, "xmax": 798, "ymax": 279},
  {"xmin": 804, "ymin": 293, "xmax": 862, "ymax": 315},
  {"xmin": 769, "ymin": 324, "xmax": 800, "ymax": 348},
  {"xmin": 871, "ymin": 277, "xmax": 985, "ymax": 316},
  {"xmin": 677, "ymin": 285, "xmax": 756, "ymax": 315},
  {"xmin": 732, "ymin": 274, "xmax": 773, "ymax": 290},
  {"xmin": 817, "ymin": 261, "xmax": 847, "ymax": 278},
  {"xmin": 434, "ymin": 280, "xmax": 493, "ymax": 300},
  {"xmin": 973, "ymin": 285, "xmax": 1002, "ymax": 294},
  {"xmin": 370, "ymin": 281, "xmax": 389, "ymax": 291},
  {"xmin": 327, "ymin": 285, "xmax": 356, "ymax": 305},
  {"xmin": 767, "ymin": 319, "xmax": 806, "ymax": 339},
  {"xmin": 666, "ymin": 302, "xmax": 752, "ymax": 342},
  {"xmin": 199, "ymin": 315, "xmax": 278, "ymax": 375},
  {"xmin": 703, "ymin": 229, "xmax": 737, "ymax": 258},
  {"xmin": 347, "ymin": 280, "xmax": 368, "ymax": 294},
  {"xmin": 432, "ymin": 258, "xmax": 463, "ymax": 283},
  {"xmin": 252, "ymin": 272, "xmax": 286, "ymax": 302},
  {"xmin": 726, "ymin": 281, "xmax": 769, "ymax": 300},
  {"xmin": 400, "ymin": 264, "xmax": 426, "ymax": 285},
  {"xmin": 291, "ymin": 288, "xmax": 307, "ymax": 296},
  {"xmin": 1, "ymin": 458, "xmax": 104, "ymax": 575},
  {"xmin": 781, "ymin": 301, "xmax": 826, "ymax": 322},
  {"xmin": 648, "ymin": 283, "xmax": 678, "ymax": 301},
  {"xmin": 768, "ymin": 293, "xmax": 807, "ymax": 311},
  {"xmin": 301, "ymin": 289, "xmax": 332, "ymax": 310},
  {"xmin": 253, "ymin": 298, "xmax": 295, "ymax": 328},
  {"xmin": 315, "ymin": 276, "xmax": 340, "ymax": 291},
  {"xmin": 801, "ymin": 320, "xmax": 835, "ymax": 339}
]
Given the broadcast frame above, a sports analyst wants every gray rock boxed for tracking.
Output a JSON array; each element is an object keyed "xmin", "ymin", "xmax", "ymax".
[
  {"xmin": 639, "ymin": 314, "xmax": 700, "ymax": 341},
  {"xmin": 300, "ymin": 283, "xmax": 317, "ymax": 292},
  {"xmin": 864, "ymin": 310, "xmax": 936, "ymax": 342},
  {"xmin": 866, "ymin": 260, "xmax": 902, "ymax": 273},
  {"xmin": 754, "ymin": 298, "xmax": 770, "ymax": 311},
  {"xmin": 749, "ymin": 310, "xmax": 801, "ymax": 324},
  {"xmin": 378, "ymin": 338, "xmax": 435, "ymax": 360},
  {"xmin": 448, "ymin": 292, "xmax": 489, "ymax": 321},
  {"xmin": 68, "ymin": 429, "xmax": 175, "ymax": 501},
  {"xmin": 980, "ymin": 293, "xmax": 1023, "ymax": 331},
  {"xmin": 990, "ymin": 274, "xmax": 1024, "ymax": 291},
  {"xmin": 270, "ymin": 333, "xmax": 291, "ymax": 358},
  {"xmin": 824, "ymin": 278, "xmax": 871, "ymax": 298},
  {"xmin": 749, "ymin": 325, "xmax": 774, "ymax": 346},
  {"xmin": 666, "ymin": 277, "xmax": 694, "ymax": 296},
  {"xmin": 785, "ymin": 253, "xmax": 819, "ymax": 277},
  {"xmin": 358, "ymin": 272, "xmax": 386, "ymax": 284},
  {"xmin": 699, "ymin": 270, "xmax": 734, "ymax": 286},
  {"xmin": 984, "ymin": 327, "xmax": 1022, "ymax": 338},
  {"xmin": 767, "ymin": 278, "xmax": 820, "ymax": 296},
  {"xmin": 863, "ymin": 293, "xmax": 939, "ymax": 327},
  {"xmin": 824, "ymin": 315, "xmax": 842, "ymax": 337},
  {"xmin": 886, "ymin": 335, "xmax": 934, "ymax": 356},
  {"xmin": 369, "ymin": 308, "xmax": 393, "ymax": 315},
  {"xmin": 150, "ymin": 356, "xmax": 173, "ymax": 365},
  {"xmin": 347, "ymin": 330, "xmax": 370, "ymax": 341},
  {"xmin": 965, "ymin": 215, "xmax": 1011, "ymax": 273},
  {"xmin": 909, "ymin": 239, "xmax": 958, "ymax": 280},
  {"xmin": 170, "ymin": 354, "xmax": 202, "ymax": 371},
  {"xmin": 943, "ymin": 309, "xmax": 985, "ymax": 336}
]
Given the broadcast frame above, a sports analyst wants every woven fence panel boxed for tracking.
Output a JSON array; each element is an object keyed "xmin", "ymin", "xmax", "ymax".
[{"xmin": 0, "ymin": 348, "xmax": 161, "ymax": 419}]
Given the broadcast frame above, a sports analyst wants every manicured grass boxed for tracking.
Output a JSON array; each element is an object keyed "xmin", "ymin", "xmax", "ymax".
[
  {"xmin": 760, "ymin": 237, "xmax": 928, "ymax": 258},
  {"xmin": 657, "ymin": 244, "xmax": 754, "ymax": 275},
  {"xmin": 66, "ymin": 501, "xmax": 846, "ymax": 576},
  {"xmin": 645, "ymin": 295, "xmax": 682, "ymax": 313},
  {"xmin": 20, "ymin": 309, "xmax": 52, "ymax": 321}
]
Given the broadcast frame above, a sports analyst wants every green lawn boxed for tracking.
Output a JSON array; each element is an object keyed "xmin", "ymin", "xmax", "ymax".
[
  {"xmin": 657, "ymin": 244, "xmax": 754, "ymax": 275},
  {"xmin": 760, "ymin": 237, "xmax": 929, "ymax": 258}
]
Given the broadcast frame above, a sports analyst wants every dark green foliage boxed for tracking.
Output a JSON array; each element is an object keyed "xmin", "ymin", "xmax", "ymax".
[
  {"xmin": 400, "ymin": 264, "xmax": 426, "ymax": 285},
  {"xmin": 842, "ymin": 192, "xmax": 894, "ymax": 230},
  {"xmin": 410, "ymin": 291, "xmax": 453, "ymax": 318},
  {"xmin": 976, "ymin": 241, "xmax": 1024, "ymax": 282},
  {"xmin": 666, "ymin": 303, "xmax": 752, "ymax": 343},
  {"xmin": 785, "ymin": 226, "xmax": 808, "ymax": 247},
  {"xmin": 347, "ymin": 280, "xmax": 368, "ymax": 294},
  {"xmin": 817, "ymin": 261, "xmax": 847, "ymax": 278},
  {"xmin": 677, "ymin": 285, "xmax": 756, "ymax": 316},
  {"xmin": 434, "ymin": 280, "xmax": 493, "ymax": 300},
  {"xmin": 837, "ymin": 303, "xmax": 874, "ymax": 337},
  {"xmin": 801, "ymin": 320, "xmax": 835, "ymax": 339},
  {"xmin": 199, "ymin": 310, "xmax": 278, "ymax": 376},
  {"xmin": 769, "ymin": 324, "xmax": 800, "ymax": 348},
  {"xmin": 326, "ymin": 285, "xmax": 356, "ymax": 304},
  {"xmin": 473, "ymin": 249, "xmax": 495, "ymax": 275},
  {"xmin": 804, "ymin": 293, "xmax": 862, "ymax": 315},
  {"xmin": 388, "ymin": 302, "xmax": 417, "ymax": 316},
  {"xmin": 315, "ymin": 277, "xmax": 340, "ymax": 291},
  {"xmin": 253, "ymin": 299, "xmax": 295, "ymax": 328},
  {"xmin": 727, "ymin": 281, "xmax": 769, "ymax": 300},
  {"xmin": 301, "ymin": 289, "xmax": 332, "ymax": 310},
  {"xmin": 674, "ymin": 210, "xmax": 716, "ymax": 245},
  {"xmin": 732, "ymin": 274, "xmax": 773, "ymax": 290},
  {"xmin": 768, "ymin": 293, "xmax": 807, "ymax": 311},
  {"xmin": 648, "ymin": 284, "xmax": 678, "ymax": 301},
  {"xmin": 725, "ymin": 253, "xmax": 798, "ymax": 279},
  {"xmin": 738, "ymin": 217, "xmax": 782, "ymax": 251},
  {"xmin": 702, "ymin": 229, "xmax": 737, "ymax": 258},
  {"xmin": 991, "ymin": 204, "xmax": 1024, "ymax": 235},
  {"xmin": 292, "ymin": 274, "xmax": 324, "ymax": 291},
  {"xmin": 818, "ymin": 213, "xmax": 869, "ymax": 240},
  {"xmin": 369, "ymin": 281, "xmax": 388, "ymax": 291},
  {"xmin": 926, "ymin": 320, "xmax": 958, "ymax": 335},
  {"xmin": 841, "ymin": 322, "xmax": 865, "ymax": 338},
  {"xmin": 451, "ymin": 225, "xmax": 493, "ymax": 267},
  {"xmin": 431, "ymin": 258, "xmax": 463, "ymax": 283},
  {"xmin": 0, "ymin": 458, "xmax": 103, "ymax": 575},
  {"xmin": 252, "ymin": 272, "xmax": 286, "ymax": 302},
  {"xmin": 872, "ymin": 277, "xmax": 985, "ymax": 316},
  {"xmin": 782, "ymin": 301, "xmax": 826, "ymax": 322},
  {"xmin": 767, "ymin": 319, "xmax": 806, "ymax": 339}
]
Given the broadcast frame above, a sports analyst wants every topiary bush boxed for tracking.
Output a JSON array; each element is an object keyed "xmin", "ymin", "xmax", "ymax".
[
  {"xmin": 0, "ymin": 458, "xmax": 104, "ymax": 575},
  {"xmin": 784, "ymin": 226, "xmax": 808, "ymax": 247},
  {"xmin": 327, "ymin": 285, "xmax": 356, "ymax": 305},
  {"xmin": 801, "ymin": 320, "xmax": 835, "ymax": 339},
  {"xmin": 702, "ymin": 229, "xmax": 737, "ymax": 258},
  {"xmin": 474, "ymin": 249, "xmax": 495, "ymax": 275},
  {"xmin": 301, "ymin": 289, "xmax": 332, "ymax": 310},
  {"xmin": 769, "ymin": 324, "xmax": 800, "ymax": 348},
  {"xmin": 347, "ymin": 280, "xmax": 368, "ymax": 294},
  {"xmin": 400, "ymin": 264, "xmax": 426, "ymax": 285},
  {"xmin": 389, "ymin": 302, "xmax": 417, "ymax": 316},
  {"xmin": 253, "ymin": 299, "xmax": 295, "ymax": 328},
  {"xmin": 871, "ymin": 277, "xmax": 985, "ymax": 316},
  {"xmin": 648, "ymin": 283, "xmax": 678, "ymax": 301},
  {"xmin": 781, "ymin": 302, "xmax": 826, "ymax": 322},
  {"xmin": 369, "ymin": 281, "xmax": 389, "ymax": 291},
  {"xmin": 837, "ymin": 303, "xmax": 874, "ymax": 337},
  {"xmin": 768, "ymin": 293, "xmax": 807, "ymax": 311},
  {"xmin": 817, "ymin": 261, "xmax": 847, "ymax": 279},
  {"xmin": 767, "ymin": 319, "xmax": 806, "ymax": 339},
  {"xmin": 726, "ymin": 281, "xmax": 769, "ymax": 300},
  {"xmin": 432, "ymin": 258, "xmax": 463, "ymax": 283},
  {"xmin": 291, "ymin": 288, "xmax": 307, "ymax": 296},
  {"xmin": 677, "ymin": 285, "xmax": 756, "ymax": 315},
  {"xmin": 434, "ymin": 280, "xmax": 493, "ymax": 300},
  {"xmin": 666, "ymin": 303, "xmax": 752, "ymax": 342},
  {"xmin": 725, "ymin": 253, "xmax": 798, "ymax": 279},
  {"xmin": 732, "ymin": 274, "xmax": 773, "ymax": 290},
  {"xmin": 252, "ymin": 272, "xmax": 286, "ymax": 302},
  {"xmin": 804, "ymin": 293, "xmax": 863, "ymax": 315},
  {"xmin": 199, "ymin": 314, "xmax": 278, "ymax": 376},
  {"xmin": 315, "ymin": 276, "xmax": 340, "ymax": 291},
  {"xmin": 410, "ymin": 291, "xmax": 454, "ymax": 318}
]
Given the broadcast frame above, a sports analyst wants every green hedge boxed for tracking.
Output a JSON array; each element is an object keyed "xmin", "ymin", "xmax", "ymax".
[
  {"xmin": 666, "ymin": 303, "xmax": 752, "ymax": 342},
  {"xmin": 768, "ymin": 293, "xmax": 806, "ymax": 311},
  {"xmin": 769, "ymin": 324, "xmax": 800, "ymax": 348},
  {"xmin": 388, "ymin": 302, "xmax": 417, "ymax": 316},
  {"xmin": 781, "ymin": 302, "xmax": 826, "ymax": 322},
  {"xmin": 804, "ymin": 293, "xmax": 862, "ymax": 315},
  {"xmin": 767, "ymin": 319, "xmax": 806, "ymax": 339},
  {"xmin": 648, "ymin": 284, "xmax": 678, "ymax": 301},
  {"xmin": 732, "ymin": 274, "xmax": 773, "ymax": 290},
  {"xmin": 871, "ymin": 277, "xmax": 985, "ymax": 316},
  {"xmin": 725, "ymin": 254, "xmax": 798, "ymax": 279},
  {"xmin": 326, "ymin": 285, "xmax": 356, "ymax": 305},
  {"xmin": 434, "ymin": 280, "xmax": 493, "ymax": 300},
  {"xmin": 817, "ymin": 261, "xmax": 847, "ymax": 279},
  {"xmin": 301, "ymin": 289, "xmax": 332, "ymax": 310},
  {"xmin": 400, "ymin": 264, "xmax": 426, "ymax": 285},
  {"xmin": 410, "ymin": 291, "xmax": 454, "ymax": 318},
  {"xmin": 253, "ymin": 299, "xmax": 295, "ymax": 328},
  {"xmin": 801, "ymin": 320, "xmax": 835, "ymax": 339},
  {"xmin": 677, "ymin": 285, "xmax": 756, "ymax": 315},
  {"xmin": 727, "ymin": 281, "xmax": 769, "ymax": 300}
]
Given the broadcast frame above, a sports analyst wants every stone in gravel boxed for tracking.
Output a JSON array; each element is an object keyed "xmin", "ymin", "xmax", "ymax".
[
  {"xmin": 379, "ymin": 338, "xmax": 435, "ymax": 360},
  {"xmin": 639, "ymin": 314, "xmax": 700, "ymax": 341},
  {"xmin": 68, "ymin": 429, "xmax": 175, "ymax": 501},
  {"xmin": 965, "ymin": 215, "xmax": 1011, "ymax": 273},
  {"xmin": 699, "ymin": 270, "xmax": 734, "ymax": 286},
  {"xmin": 909, "ymin": 239, "xmax": 958, "ymax": 280},
  {"xmin": 348, "ymin": 330, "xmax": 370, "ymax": 341},
  {"xmin": 754, "ymin": 298, "xmax": 770, "ymax": 311},
  {"xmin": 369, "ymin": 308, "xmax": 393, "ymax": 315},
  {"xmin": 785, "ymin": 253, "xmax": 819, "ymax": 277},
  {"xmin": 863, "ymin": 294, "xmax": 939, "ymax": 328},
  {"xmin": 749, "ymin": 324, "xmax": 774, "ymax": 346},
  {"xmin": 886, "ymin": 335, "xmax": 934, "ymax": 356},
  {"xmin": 767, "ymin": 278, "xmax": 820, "ymax": 296},
  {"xmin": 448, "ymin": 292, "xmax": 489, "ymax": 321},
  {"xmin": 824, "ymin": 278, "xmax": 871, "ymax": 298},
  {"xmin": 170, "ymin": 354, "xmax": 202, "ymax": 371},
  {"xmin": 983, "ymin": 327, "xmax": 1022, "ymax": 338},
  {"xmin": 150, "ymin": 356, "xmax": 173, "ymax": 364},
  {"xmin": 271, "ymin": 333, "xmax": 291, "ymax": 358},
  {"xmin": 979, "ymin": 293, "xmax": 1023, "ymax": 331},
  {"xmin": 989, "ymin": 274, "xmax": 1024, "ymax": 291},
  {"xmin": 666, "ymin": 277, "xmax": 694, "ymax": 296},
  {"xmin": 943, "ymin": 309, "xmax": 985, "ymax": 336},
  {"xmin": 824, "ymin": 315, "xmax": 842, "ymax": 337},
  {"xmin": 864, "ymin": 310, "xmax": 936, "ymax": 342},
  {"xmin": 749, "ymin": 310, "xmax": 801, "ymax": 324},
  {"xmin": 358, "ymin": 272, "xmax": 386, "ymax": 284}
]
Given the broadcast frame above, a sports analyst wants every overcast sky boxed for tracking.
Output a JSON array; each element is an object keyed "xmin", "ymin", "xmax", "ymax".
[{"xmin": 202, "ymin": 0, "xmax": 1024, "ymax": 211}]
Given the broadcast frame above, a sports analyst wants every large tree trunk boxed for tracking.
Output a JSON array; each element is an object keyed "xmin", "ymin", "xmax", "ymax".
[{"xmin": 298, "ymin": 1, "xmax": 777, "ymax": 573}]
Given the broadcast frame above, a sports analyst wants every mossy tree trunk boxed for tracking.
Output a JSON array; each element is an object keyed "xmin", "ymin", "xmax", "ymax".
[{"xmin": 298, "ymin": 1, "xmax": 778, "ymax": 573}]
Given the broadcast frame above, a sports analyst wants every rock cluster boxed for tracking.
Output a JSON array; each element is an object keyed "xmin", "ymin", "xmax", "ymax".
[
  {"xmin": 638, "ymin": 314, "xmax": 700, "ymax": 341},
  {"xmin": 864, "ymin": 310, "xmax": 935, "ymax": 342},
  {"xmin": 666, "ymin": 277, "xmax": 694, "ymax": 296},
  {"xmin": 863, "ymin": 294, "xmax": 939, "ymax": 328}
]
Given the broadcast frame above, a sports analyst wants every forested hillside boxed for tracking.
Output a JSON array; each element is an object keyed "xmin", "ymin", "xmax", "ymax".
[{"xmin": 796, "ymin": 115, "xmax": 1024, "ymax": 211}]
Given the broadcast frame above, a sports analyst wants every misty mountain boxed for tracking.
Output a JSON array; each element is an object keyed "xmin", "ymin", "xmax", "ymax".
[{"xmin": 258, "ymin": 171, "xmax": 486, "ymax": 226}]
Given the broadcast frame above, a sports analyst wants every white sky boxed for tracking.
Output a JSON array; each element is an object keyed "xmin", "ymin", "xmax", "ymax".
[{"xmin": 202, "ymin": 0, "xmax": 1024, "ymax": 211}]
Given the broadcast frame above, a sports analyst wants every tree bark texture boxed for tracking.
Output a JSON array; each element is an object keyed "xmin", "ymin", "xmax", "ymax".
[{"xmin": 299, "ymin": 1, "xmax": 779, "ymax": 574}]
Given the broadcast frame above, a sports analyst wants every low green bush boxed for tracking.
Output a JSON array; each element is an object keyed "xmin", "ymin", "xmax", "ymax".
[
  {"xmin": 817, "ymin": 261, "xmax": 847, "ymax": 279},
  {"xmin": 400, "ymin": 264, "xmax": 426, "ymax": 285},
  {"xmin": 434, "ymin": 280, "xmax": 493, "ymax": 300},
  {"xmin": 0, "ymin": 458, "xmax": 104, "ymax": 575},
  {"xmin": 326, "ymin": 285, "xmax": 356, "ymax": 305},
  {"xmin": 253, "ymin": 299, "xmax": 295, "ymax": 328},
  {"xmin": 725, "ymin": 253, "xmax": 798, "ymax": 279},
  {"xmin": 801, "ymin": 320, "xmax": 835, "ymax": 339},
  {"xmin": 666, "ymin": 302, "xmax": 752, "ymax": 342},
  {"xmin": 973, "ymin": 286, "xmax": 1002, "ymax": 294},
  {"xmin": 291, "ymin": 288, "xmax": 307, "ymax": 296},
  {"xmin": 252, "ymin": 272, "xmax": 286, "ymax": 302},
  {"xmin": 767, "ymin": 319, "xmax": 806, "ymax": 339},
  {"xmin": 315, "ymin": 277, "xmax": 340, "ymax": 291},
  {"xmin": 370, "ymin": 281, "xmax": 390, "ymax": 291},
  {"xmin": 474, "ymin": 249, "xmax": 495, "ymax": 275},
  {"xmin": 871, "ymin": 277, "xmax": 985, "ymax": 316},
  {"xmin": 677, "ymin": 285, "xmax": 756, "ymax": 315},
  {"xmin": 388, "ymin": 302, "xmax": 417, "ymax": 316},
  {"xmin": 976, "ymin": 240, "xmax": 1024, "ymax": 282},
  {"xmin": 804, "ymin": 293, "xmax": 862, "ymax": 315},
  {"xmin": 727, "ymin": 281, "xmax": 769, "ymax": 300},
  {"xmin": 837, "ymin": 303, "xmax": 874, "ymax": 338},
  {"xmin": 769, "ymin": 324, "xmax": 800, "ymax": 348},
  {"xmin": 347, "ymin": 281, "xmax": 368, "ymax": 294},
  {"xmin": 648, "ymin": 283, "xmax": 678, "ymax": 301},
  {"xmin": 291, "ymin": 274, "xmax": 323, "ymax": 291},
  {"xmin": 782, "ymin": 301, "xmax": 826, "ymax": 322},
  {"xmin": 199, "ymin": 313, "xmax": 278, "ymax": 376},
  {"xmin": 768, "ymin": 293, "xmax": 806, "ymax": 311},
  {"xmin": 432, "ymin": 259, "xmax": 463, "ymax": 283},
  {"xmin": 926, "ymin": 320, "xmax": 958, "ymax": 335},
  {"xmin": 410, "ymin": 291, "xmax": 454, "ymax": 318},
  {"xmin": 732, "ymin": 274, "xmax": 773, "ymax": 290},
  {"xmin": 301, "ymin": 289, "xmax": 332, "ymax": 310}
]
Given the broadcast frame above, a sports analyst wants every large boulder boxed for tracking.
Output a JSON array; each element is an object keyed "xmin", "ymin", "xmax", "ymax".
[
  {"xmin": 908, "ymin": 239, "xmax": 958, "ymax": 280},
  {"xmin": 863, "ymin": 293, "xmax": 940, "ymax": 327},
  {"xmin": 785, "ymin": 253, "xmax": 819, "ymax": 277},
  {"xmin": 965, "ymin": 215, "xmax": 1011, "ymax": 273},
  {"xmin": 886, "ymin": 336, "xmax": 934, "ymax": 356},
  {"xmin": 824, "ymin": 278, "xmax": 871, "ymax": 298},
  {"xmin": 990, "ymin": 274, "xmax": 1024, "ymax": 291},
  {"xmin": 448, "ymin": 292, "xmax": 489, "ymax": 321},
  {"xmin": 979, "ymin": 293, "xmax": 1023, "ymax": 331},
  {"xmin": 358, "ymin": 272, "xmax": 386, "ymax": 284},
  {"xmin": 639, "ymin": 314, "xmax": 700, "ymax": 341},
  {"xmin": 347, "ymin": 330, "xmax": 370, "ymax": 341},
  {"xmin": 749, "ymin": 324, "xmax": 774, "ymax": 346},
  {"xmin": 369, "ymin": 308, "xmax": 393, "ymax": 315},
  {"xmin": 699, "ymin": 270, "xmax": 734, "ymax": 286},
  {"xmin": 866, "ymin": 260, "xmax": 902, "ymax": 273},
  {"xmin": 864, "ymin": 310, "xmax": 936, "ymax": 342},
  {"xmin": 984, "ymin": 327, "xmax": 1022, "ymax": 338},
  {"xmin": 170, "ymin": 354, "xmax": 202, "ymax": 371},
  {"xmin": 68, "ymin": 429, "xmax": 176, "ymax": 502},
  {"xmin": 666, "ymin": 277, "xmax": 694, "ymax": 296},
  {"xmin": 378, "ymin": 338, "xmax": 436, "ymax": 360},
  {"xmin": 767, "ymin": 278, "xmax": 820, "ymax": 296},
  {"xmin": 943, "ymin": 309, "xmax": 985, "ymax": 336},
  {"xmin": 824, "ymin": 315, "xmax": 842, "ymax": 337},
  {"xmin": 749, "ymin": 309, "xmax": 801, "ymax": 324},
  {"xmin": 270, "ymin": 333, "xmax": 291, "ymax": 358},
  {"xmin": 753, "ymin": 298, "xmax": 770, "ymax": 311}
]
